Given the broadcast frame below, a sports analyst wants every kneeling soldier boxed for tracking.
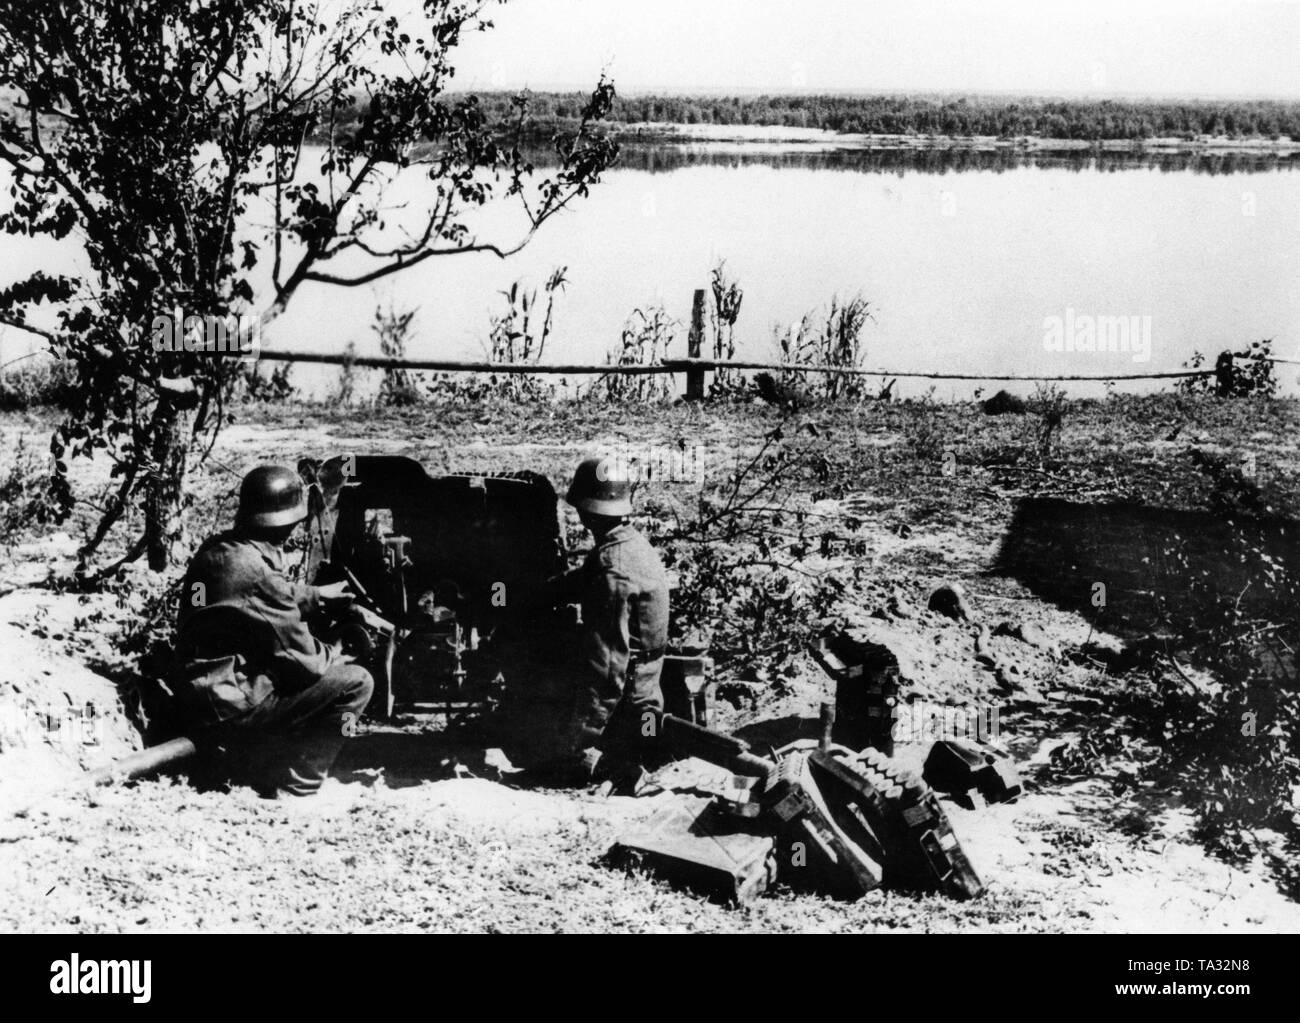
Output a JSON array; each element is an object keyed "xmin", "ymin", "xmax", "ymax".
[
  {"xmin": 547, "ymin": 456, "xmax": 670, "ymax": 783},
  {"xmin": 173, "ymin": 465, "xmax": 374, "ymax": 797}
]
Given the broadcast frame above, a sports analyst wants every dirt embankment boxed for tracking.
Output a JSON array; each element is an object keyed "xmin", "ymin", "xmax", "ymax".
[{"xmin": 0, "ymin": 568, "xmax": 143, "ymax": 817}]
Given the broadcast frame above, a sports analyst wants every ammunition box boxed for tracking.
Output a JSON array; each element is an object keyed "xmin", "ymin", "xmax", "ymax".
[
  {"xmin": 897, "ymin": 792, "xmax": 986, "ymax": 901},
  {"xmin": 810, "ymin": 629, "xmax": 901, "ymax": 755},
  {"xmin": 923, "ymin": 739, "xmax": 1023, "ymax": 805},
  {"xmin": 766, "ymin": 751, "xmax": 884, "ymax": 897},
  {"xmin": 609, "ymin": 795, "xmax": 778, "ymax": 906},
  {"xmin": 808, "ymin": 747, "xmax": 984, "ymax": 901}
]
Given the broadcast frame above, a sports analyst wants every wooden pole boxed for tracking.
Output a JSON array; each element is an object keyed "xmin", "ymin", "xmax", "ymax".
[{"xmin": 685, "ymin": 289, "xmax": 706, "ymax": 401}]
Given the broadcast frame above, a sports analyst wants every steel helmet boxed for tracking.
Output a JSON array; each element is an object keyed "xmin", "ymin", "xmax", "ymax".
[
  {"xmin": 566, "ymin": 456, "xmax": 632, "ymax": 517},
  {"xmin": 237, "ymin": 464, "xmax": 309, "ymax": 529}
]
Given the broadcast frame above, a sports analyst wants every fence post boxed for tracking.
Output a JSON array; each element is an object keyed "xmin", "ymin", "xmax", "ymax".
[
  {"xmin": 1215, "ymin": 351, "xmax": 1235, "ymax": 397},
  {"xmin": 686, "ymin": 289, "xmax": 706, "ymax": 401}
]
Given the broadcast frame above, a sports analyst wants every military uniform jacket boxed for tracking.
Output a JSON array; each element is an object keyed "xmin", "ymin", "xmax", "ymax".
[
  {"xmin": 173, "ymin": 530, "xmax": 336, "ymax": 724},
  {"xmin": 559, "ymin": 523, "xmax": 671, "ymax": 697}
]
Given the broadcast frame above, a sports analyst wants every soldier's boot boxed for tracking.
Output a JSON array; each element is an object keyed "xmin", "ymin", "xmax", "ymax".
[
  {"xmin": 275, "ymin": 730, "xmax": 352, "ymax": 797},
  {"xmin": 518, "ymin": 745, "xmax": 603, "ymax": 789}
]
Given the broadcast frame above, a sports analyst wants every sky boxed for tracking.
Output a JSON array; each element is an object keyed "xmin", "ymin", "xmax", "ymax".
[{"xmin": 444, "ymin": 0, "xmax": 1300, "ymax": 99}]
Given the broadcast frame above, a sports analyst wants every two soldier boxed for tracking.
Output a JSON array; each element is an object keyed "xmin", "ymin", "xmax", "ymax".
[{"xmin": 173, "ymin": 457, "xmax": 670, "ymax": 796}]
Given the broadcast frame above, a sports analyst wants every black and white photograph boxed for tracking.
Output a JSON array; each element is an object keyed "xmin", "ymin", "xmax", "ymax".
[{"xmin": 0, "ymin": 0, "xmax": 1296, "ymax": 980}]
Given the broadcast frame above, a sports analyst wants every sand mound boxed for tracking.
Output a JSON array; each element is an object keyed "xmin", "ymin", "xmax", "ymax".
[{"xmin": 0, "ymin": 620, "xmax": 140, "ymax": 815}]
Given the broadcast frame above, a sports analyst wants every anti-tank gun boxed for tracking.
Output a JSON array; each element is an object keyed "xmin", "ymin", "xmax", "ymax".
[
  {"xmin": 298, "ymin": 454, "xmax": 714, "ymax": 726},
  {"xmin": 300, "ymin": 455, "xmax": 574, "ymax": 719}
]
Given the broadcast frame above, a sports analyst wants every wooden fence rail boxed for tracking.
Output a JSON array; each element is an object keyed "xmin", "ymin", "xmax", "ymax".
[
  {"xmin": 254, "ymin": 350, "xmax": 674, "ymax": 374},
  {"xmin": 256, "ymin": 348, "xmax": 1272, "ymax": 387}
]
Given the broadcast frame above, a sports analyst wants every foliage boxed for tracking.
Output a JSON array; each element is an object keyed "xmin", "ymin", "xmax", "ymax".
[
  {"xmin": 653, "ymin": 421, "xmax": 862, "ymax": 689},
  {"xmin": 1043, "ymin": 719, "xmax": 1143, "ymax": 783},
  {"xmin": 1178, "ymin": 339, "xmax": 1278, "ymax": 398},
  {"xmin": 775, "ymin": 294, "xmax": 873, "ymax": 400},
  {"xmin": 0, "ymin": 357, "xmax": 78, "ymax": 411},
  {"xmin": 1052, "ymin": 454, "xmax": 1300, "ymax": 852},
  {"xmin": 0, "ymin": 1, "xmax": 617, "ymax": 571},
  {"xmin": 1028, "ymin": 383, "xmax": 1067, "ymax": 464},
  {"xmin": 664, "ymin": 539, "xmax": 849, "ymax": 691},
  {"xmin": 425, "ymin": 267, "xmax": 569, "ymax": 402},
  {"xmin": 708, "ymin": 261, "xmax": 746, "ymax": 397},
  {"xmin": 1144, "ymin": 517, "xmax": 1300, "ymax": 851},
  {"xmin": 0, "ymin": 434, "xmax": 56, "ymax": 537},
  {"xmin": 589, "ymin": 305, "xmax": 676, "ymax": 403},
  {"xmin": 374, "ymin": 303, "xmax": 421, "ymax": 407},
  {"xmin": 902, "ymin": 388, "xmax": 946, "ymax": 463},
  {"xmin": 333, "ymin": 342, "xmax": 361, "ymax": 407},
  {"xmin": 454, "ymin": 90, "xmax": 1300, "ymax": 142},
  {"xmin": 234, "ymin": 363, "xmax": 296, "ymax": 404},
  {"xmin": 491, "ymin": 267, "xmax": 566, "ymax": 396}
]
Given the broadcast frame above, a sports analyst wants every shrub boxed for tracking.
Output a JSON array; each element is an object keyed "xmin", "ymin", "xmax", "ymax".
[
  {"xmin": 0, "ymin": 358, "xmax": 78, "ymax": 411},
  {"xmin": 235, "ymin": 363, "xmax": 296, "ymax": 403},
  {"xmin": 664, "ymin": 537, "xmax": 849, "ymax": 690},
  {"xmin": 1028, "ymin": 383, "xmax": 1067, "ymax": 464},
  {"xmin": 1178, "ymin": 339, "xmax": 1278, "ymax": 398},
  {"xmin": 0, "ymin": 435, "xmax": 58, "ymax": 537},
  {"xmin": 902, "ymin": 388, "xmax": 945, "ymax": 462},
  {"xmin": 652, "ymin": 422, "xmax": 863, "ymax": 690}
]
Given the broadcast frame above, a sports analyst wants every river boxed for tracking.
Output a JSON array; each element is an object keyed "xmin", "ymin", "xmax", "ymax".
[{"xmin": 3, "ymin": 142, "xmax": 1298, "ymax": 399}]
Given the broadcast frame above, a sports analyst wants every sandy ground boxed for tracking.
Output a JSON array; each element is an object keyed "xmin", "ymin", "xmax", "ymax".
[{"xmin": 3, "ymin": 738, "xmax": 1294, "ymax": 933}]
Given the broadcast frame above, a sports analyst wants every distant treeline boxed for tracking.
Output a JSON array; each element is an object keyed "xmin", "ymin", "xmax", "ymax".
[{"xmin": 452, "ymin": 92, "xmax": 1300, "ymax": 142}]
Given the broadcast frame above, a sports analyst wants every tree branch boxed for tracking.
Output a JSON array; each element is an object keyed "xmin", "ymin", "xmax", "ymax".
[{"xmin": 0, "ymin": 313, "xmax": 58, "ymax": 344}]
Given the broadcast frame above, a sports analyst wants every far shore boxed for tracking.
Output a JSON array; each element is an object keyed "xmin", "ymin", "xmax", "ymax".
[{"xmin": 609, "ymin": 120, "xmax": 1300, "ymax": 154}]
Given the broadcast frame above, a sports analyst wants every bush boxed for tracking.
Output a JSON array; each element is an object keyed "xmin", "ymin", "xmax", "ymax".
[
  {"xmin": 1114, "ymin": 457, "xmax": 1300, "ymax": 852},
  {"xmin": 1028, "ymin": 383, "xmax": 1067, "ymax": 464},
  {"xmin": 0, "ymin": 358, "xmax": 78, "ymax": 411},
  {"xmin": 664, "ymin": 538, "xmax": 849, "ymax": 690},
  {"xmin": 1178, "ymin": 339, "xmax": 1278, "ymax": 398},
  {"xmin": 235, "ymin": 363, "xmax": 296, "ymax": 403},
  {"xmin": 0, "ymin": 435, "xmax": 59, "ymax": 537},
  {"xmin": 1152, "ymin": 481, "xmax": 1298, "ymax": 844},
  {"xmin": 902, "ymin": 388, "xmax": 945, "ymax": 462},
  {"xmin": 651, "ymin": 422, "xmax": 863, "ymax": 690}
]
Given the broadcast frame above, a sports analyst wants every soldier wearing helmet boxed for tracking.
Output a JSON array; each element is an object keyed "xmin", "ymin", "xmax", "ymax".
[
  {"xmin": 544, "ymin": 455, "xmax": 670, "ymax": 784},
  {"xmin": 172, "ymin": 464, "xmax": 376, "ymax": 798}
]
